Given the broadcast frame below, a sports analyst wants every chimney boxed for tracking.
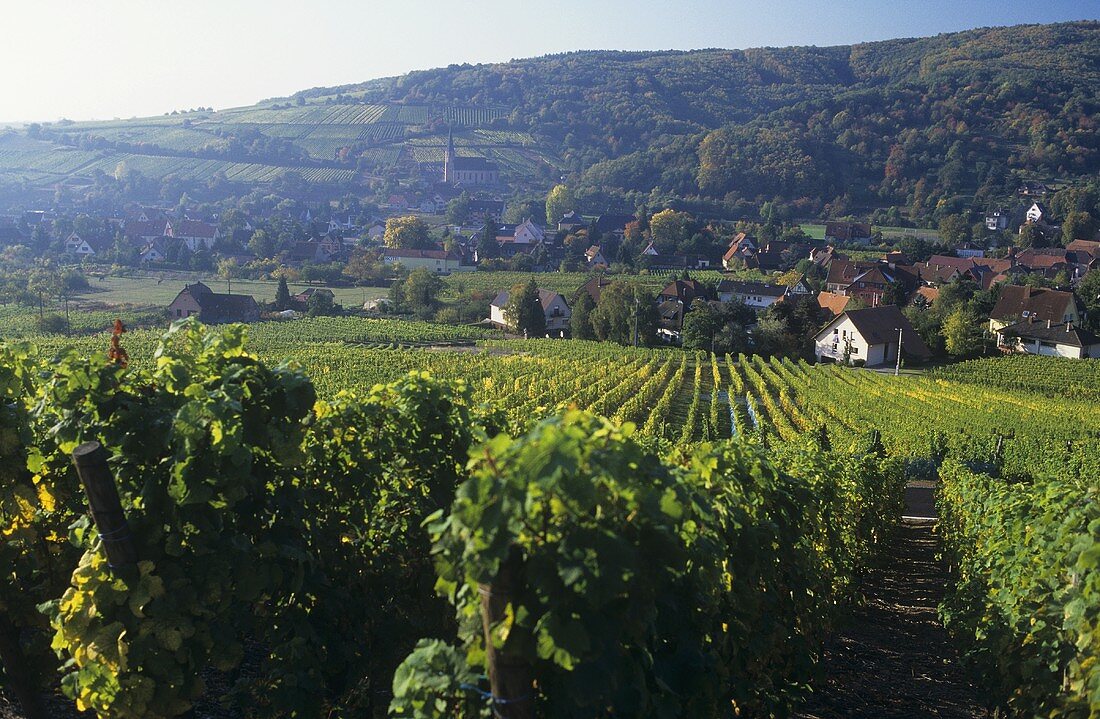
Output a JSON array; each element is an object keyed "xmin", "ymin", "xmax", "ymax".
[{"xmin": 1067, "ymin": 322, "xmax": 1073, "ymax": 332}]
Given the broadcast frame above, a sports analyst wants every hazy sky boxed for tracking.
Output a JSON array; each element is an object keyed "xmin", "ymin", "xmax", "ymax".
[{"xmin": 1, "ymin": 0, "xmax": 1095, "ymax": 122}]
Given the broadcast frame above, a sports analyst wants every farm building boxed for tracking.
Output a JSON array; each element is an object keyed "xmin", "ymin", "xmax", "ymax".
[{"xmin": 167, "ymin": 282, "xmax": 259, "ymax": 323}]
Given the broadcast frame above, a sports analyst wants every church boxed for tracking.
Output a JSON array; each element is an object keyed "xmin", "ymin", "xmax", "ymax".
[{"xmin": 443, "ymin": 129, "xmax": 499, "ymax": 185}]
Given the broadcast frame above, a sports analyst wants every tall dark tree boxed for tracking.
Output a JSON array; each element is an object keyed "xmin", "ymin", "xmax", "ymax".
[
  {"xmin": 570, "ymin": 292, "xmax": 596, "ymax": 340},
  {"xmin": 275, "ymin": 275, "xmax": 291, "ymax": 311},
  {"xmin": 681, "ymin": 299, "xmax": 719, "ymax": 351},
  {"xmin": 478, "ymin": 219, "xmax": 501, "ymax": 260},
  {"xmin": 505, "ymin": 279, "xmax": 546, "ymax": 337}
]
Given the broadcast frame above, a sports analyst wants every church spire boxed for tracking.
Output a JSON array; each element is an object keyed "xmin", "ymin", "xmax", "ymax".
[{"xmin": 444, "ymin": 125, "xmax": 455, "ymax": 183}]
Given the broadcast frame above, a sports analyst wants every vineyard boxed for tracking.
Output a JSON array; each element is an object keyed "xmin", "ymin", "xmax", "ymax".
[
  {"xmin": 3, "ymin": 316, "xmax": 1099, "ymax": 717},
  {"xmin": 932, "ymin": 355, "xmax": 1100, "ymax": 400},
  {"xmin": 0, "ymin": 94, "xmax": 554, "ymax": 188}
]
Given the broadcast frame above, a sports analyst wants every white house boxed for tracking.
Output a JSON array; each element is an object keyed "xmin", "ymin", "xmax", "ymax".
[
  {"xmin": 139, "ymin": 240, "xmax": 168, "ymax": 264},
  {"xmin": 1026, "ymin": 202, "xmax": 1046, "ymax": 224},
  {"xmin": 64, "ymin": 233, "xmax": 97, "ymax": 257},
  {"xmin": 955, "ymin": 243, "xmax": 985, "ymax": 259},
  {"xmin": 366, "ymin": 220, "xmax": 386, "ymax": 240},
  {"xmin": 381, "ymin": 247, "xmax": 471, "ymax": 274},
  {"xmin": 717, "ymin": 280, "xmax": 787, "ymax": 309},
  {"xmin": 585, "ymin": 245, "xmax": 609, "ymax": 268},
  {"xmin": 166, "ymin": 219, "xmax": 219, "ymax": 252},
  {"xmin": 996, "ymin": 320, "xmax": 1100, "ymax": 359},
  {"xmin": 985, "ymin": 210, "xmax": 1009, "ymax": 231},
  {"xmin": 813, "ymin": 305, "xmax": 931, "ymax": 367},
  {"xmin": 512, "ymin": 219, "xmax": 546, "ymax": 246},
  {"xmin": 490, "ymin": 288, "xmax": 571, "ymax": 336}
]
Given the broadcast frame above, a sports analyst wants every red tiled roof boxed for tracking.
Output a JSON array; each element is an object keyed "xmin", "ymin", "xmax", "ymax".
[{"xmin": 817, "ymin": 291, "xmax": 851, "ymax": 316}]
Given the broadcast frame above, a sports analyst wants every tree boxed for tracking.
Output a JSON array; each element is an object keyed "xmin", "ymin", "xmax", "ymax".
[
  {"xmin": 1078, "ymin": 269, "xmax": 1100, "ymax": 331},
  {"xmin": 217, "ymin": 258, "xmax": 239, "ymax": 293},
  {"xmin": 248, "ymin": 229, "xmax": 275, "ymax": 258},
  {"xmin": 942, "ymin": 307, "xmax": 984, "ymax": 358},
  {"xmin": 648, "ymin": 209, "xmax": 691, "ymax": 253},
  {"xmin": 882, "ymin": 280, "xmax": 908, "ymax": 307},
  {"xmin": 505, "ymin": 279, "xmax": 546, "ymax": 337},
  {"xmin": 570, "ymin": 292, "xmax": 596, "ymax": 340},
  {"xmin": 306, "ymin": 290, "xmax": 337, "ymax": 317},
  {"xmin": 477, "ymin": 218, "xmax": 500, "ymax": 260},
  {"xmin": 938, "ymin": 214, "xmax": 971, "ymax": 245},
  {"xmin": 383, "ymin": 216, "xmax": 432, "ymax": 249},
  {"xmin": 545, "ymin": 184, "xmax": 575, "ymax": 226},
  {"xmin": 502, "ymin": 197, "xmax": 542, "ymax": 224},
  {"xmin": 1062, "ymin": 211, "xmax": 1096, "ymax": 246},
  {"xmin": 681, "ymin": 299, "xmax": 719, "ymax": 351},
  {"xmin": 446, "ymin": 193, "xmax": 470, "ymax": 225},
  {"xmin": 275, "ymin": 276, "xmax": 291, "ymax": 311},
  {"xmin": 402, "ymin": 268, "xmax": 444, "ymax": 320},
  {"xmin": 1017, "ymin": 223, "xmax": 1049, "ymax": 249},
  {"xmin": 343, "ymin": 248, "xmax": 383, "ymax": 284},
  {"xmin": 590, "ymin": 282, "xmax": 657, "ymax": 346}
]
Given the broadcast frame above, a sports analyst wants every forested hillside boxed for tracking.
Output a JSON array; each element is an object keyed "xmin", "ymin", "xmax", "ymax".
[
  {"xmin": 321, "ymin": 21, "xmax": 1100, "ymax": 211},
  {"xmin": 1, "ymin": 21, "xmax": 1097, "ymax": 217}
]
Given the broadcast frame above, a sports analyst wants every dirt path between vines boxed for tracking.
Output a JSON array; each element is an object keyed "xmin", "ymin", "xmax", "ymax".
[{"xmin": 795, "ymin": 482, "xmax": 989, "ymax": 719}]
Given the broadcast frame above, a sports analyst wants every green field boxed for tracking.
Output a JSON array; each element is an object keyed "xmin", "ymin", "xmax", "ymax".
[{"xmin": 75, "ymin": 273, "xmax": 387, "ymax": 310}]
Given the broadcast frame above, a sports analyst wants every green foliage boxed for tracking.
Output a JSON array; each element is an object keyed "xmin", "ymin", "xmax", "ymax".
[
  {"xmin": 397, "ymin": 411, "xmax": 904, "ymax": 717},
  {"xmin": 390, "ymin": 640, "xmax": 489, "ymax": 718},
  {"xmin": 37, "ymin": 320, "xmax": 317, "ymax": 717},
  {"xmin": 941, "ymin": 306, "xmax": 985, "ymax": 357},
  {"xmin": 931, "ymin": 355, "xmax": 1100, "ymax": 399},
  {"xmin": 274, "ymin": 275, "xmax": 291, "ymax": 310},
  {"xmin": 545, "ymin": 184, "xmax": 575, "ymax": 226},
  {"xmin": 384, "ymin": 216, "xmax": 433, "ymax": 250},
  {"xmin": 590, "ymin": 281, "xmax": 657, "ymax": 346},
  {"xmin": 938, "ymin": 461, "xmax": 1100, "ymax": 716},
  {"xmin": 569, "ymin": 291, "xmax": 596, "ymax": 340},
  {"xmin": 306, "ymin": 289, "xmax": 337, "ymax": 316},
  {"xmin": 503, "ymin": 279, "xmax": 546, "ymax": 337},
  {"xmin": 2, "ymin": 321, "xmax": 487, "ymax": 718},
  {"xmin": 400, "ymin": 268, "xmax": 444, "ymax": 320},
  {"xmin": 476, "ymin": 218, "xmax": 500, "ymax": 261}
]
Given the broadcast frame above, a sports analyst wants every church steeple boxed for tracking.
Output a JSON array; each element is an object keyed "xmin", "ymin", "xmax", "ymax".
[{"xmin": 444, "ymin": 126, "xmax": 456, "ymax": 183}]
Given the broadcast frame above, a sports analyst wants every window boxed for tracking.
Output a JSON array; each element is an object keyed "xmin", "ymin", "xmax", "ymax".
[
  {"xmin": 833, "ymin": 328, "xmax": 839, "ymax": 335},
  {"xmin": 176, "ymin": 309, "xmax": 182, "ymax": 318},
  {"xmin": 851, "ymin": 347, "xmax": 858, "ymax": 354}
]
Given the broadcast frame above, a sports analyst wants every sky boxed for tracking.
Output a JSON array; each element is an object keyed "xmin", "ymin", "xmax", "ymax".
[{"xmin": 0, "ymin": 0, "xmax": 1096, "ymax": 122}]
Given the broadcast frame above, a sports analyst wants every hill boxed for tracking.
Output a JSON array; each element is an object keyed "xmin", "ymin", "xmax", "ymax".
[{"xmin": 0, "ymin": 21, "xmax": 1097, "ymax": 216}]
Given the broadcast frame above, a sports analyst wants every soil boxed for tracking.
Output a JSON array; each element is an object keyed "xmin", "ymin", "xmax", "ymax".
[{"xmin": 794, "ymin": 484, "xmax": 990, "ymax": 719}]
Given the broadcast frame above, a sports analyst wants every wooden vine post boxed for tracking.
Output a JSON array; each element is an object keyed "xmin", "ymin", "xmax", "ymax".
[
  {"xmin": 479, "ymin": 546, "xmax": 534, "ymax": 719},
  {"xmin": 71, "ymin": 441, "xmax": 138, "ymax": 570}
]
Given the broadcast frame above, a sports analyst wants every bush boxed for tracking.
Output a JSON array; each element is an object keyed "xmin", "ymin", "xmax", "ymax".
[{"xmin": 35, "ymin": 313, "xmax": 69, "ymax": 334}]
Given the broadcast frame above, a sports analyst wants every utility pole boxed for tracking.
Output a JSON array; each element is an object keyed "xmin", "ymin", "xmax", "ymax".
[
  {"xmin": 895, "ymin": 326, "xmax": 903, "ymax": 377},
  {"xmin": 632, "ymin": 287, "xmax": 639, "ymax": 348}
]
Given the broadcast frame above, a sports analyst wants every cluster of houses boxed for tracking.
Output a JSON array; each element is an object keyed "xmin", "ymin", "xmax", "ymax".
[{"xmin": 484, "ymin": 225, "xmax": 1100, "ymax": 363}]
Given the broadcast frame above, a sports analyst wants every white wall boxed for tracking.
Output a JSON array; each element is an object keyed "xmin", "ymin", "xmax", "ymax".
[{"xmin": 815, "ymin": 315, "xmax": 896, "ymax": 366}]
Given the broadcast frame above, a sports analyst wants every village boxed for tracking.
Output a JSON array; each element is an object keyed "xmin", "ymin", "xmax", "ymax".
[{"xmin": 2, "ymin": 147, "xmax": 1100, "ymax": 367}]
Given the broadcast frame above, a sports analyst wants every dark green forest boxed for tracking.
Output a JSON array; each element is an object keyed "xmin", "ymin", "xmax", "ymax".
[{"xmin": 297, "ymin": 21, "xmax": 1099, "ymax": 215}]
